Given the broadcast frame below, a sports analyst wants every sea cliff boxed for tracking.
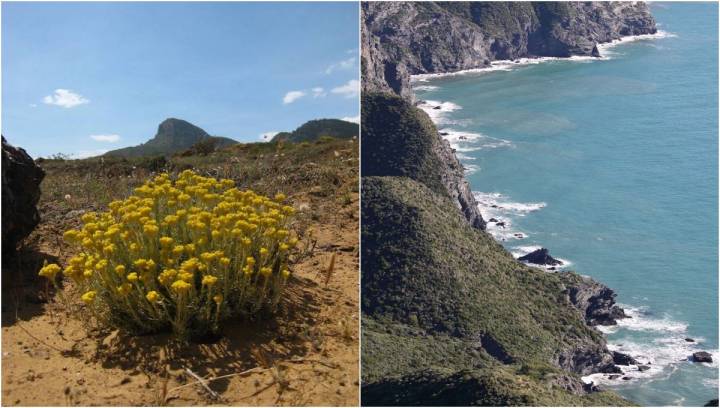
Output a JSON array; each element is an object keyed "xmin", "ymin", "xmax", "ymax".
[{"xmin": 361, "ymin": 1, "xmax": 656, "ymax": 99}]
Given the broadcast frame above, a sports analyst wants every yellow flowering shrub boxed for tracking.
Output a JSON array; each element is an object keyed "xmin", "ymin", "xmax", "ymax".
[{"xmin": 39, "ymin": 170, "xmax": 297, "ymax": 339}]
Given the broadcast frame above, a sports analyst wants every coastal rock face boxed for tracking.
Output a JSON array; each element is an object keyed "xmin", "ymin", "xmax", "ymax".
[
  {"xmin": 361, "ymin": 1, "xmax": 657, "ymax": 98},
  {"xmin": 558, "ymin": 272, "xmax": 628, "ymax": 326},
  {"xmin": 613, "ymin": 351, "xmax": 639, "ymax": 366},
  {"xmin": 1, "ymin": 137, "xmax": 45, "ymax": 258},
  {"xmin": 362, "ymin": 93, "xmax": 485, "ymax": 229}
]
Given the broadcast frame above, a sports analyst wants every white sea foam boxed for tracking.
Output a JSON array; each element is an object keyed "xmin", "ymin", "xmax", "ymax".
[
  {"xmin": 455, "ymin": 152, "xmax": 476, "ymax": 161},
  {"xmin": 584, "ymin": 304, "xmax": 717, "ymax": 387},
  {"xmin": 473, "ymin": 192, "xmax": 547, "ymax": 242},
  {"xmin": 600, "ymin": 305, "xmax": 689, "ymax": 334},
  {"xmin": 596, "ymin": 30, "xmax": 677, "ymax": 55},
  {"xmin": 463, "ymin": 164, "xmax": 480, "ymax": 175},
  {"xmin": 417, "ymin": 99, "xmax": 463, "ymax": 125},
  {"xmin": 412, "ymin": 85, "xmax": 439, "ymax": 91},
  {"xmin": 702, "ymin": 378, "xmax": 719, "ymax": 389},
  {"xmin": 439, "ymin": 128, "xmax": 514, "ymax": 153}
]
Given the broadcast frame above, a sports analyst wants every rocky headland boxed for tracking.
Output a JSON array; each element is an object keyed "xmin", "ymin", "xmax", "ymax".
[{"xmin": 362, "ymin": 1, "xmax": 657, "ymax": 99}]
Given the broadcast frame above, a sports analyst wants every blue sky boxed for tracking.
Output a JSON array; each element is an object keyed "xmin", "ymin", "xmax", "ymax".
[{"xmin": 2, "ymin": 2, "xmax": 359, "ymax": 158}]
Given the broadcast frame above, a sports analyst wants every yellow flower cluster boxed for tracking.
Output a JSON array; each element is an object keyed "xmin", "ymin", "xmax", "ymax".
[{"xmin": 40, "ymin": 170, "xmax": 296, "ymax": 338}]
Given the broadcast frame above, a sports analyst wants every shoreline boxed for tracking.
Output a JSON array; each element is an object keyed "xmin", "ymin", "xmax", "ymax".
[
  {"xmin": 409, "ymin": 30, "xmax": 675, "ymax": 83},
  {"xmin": 409, "ymin": 28, "xmax": 720, "ymax": 392}
]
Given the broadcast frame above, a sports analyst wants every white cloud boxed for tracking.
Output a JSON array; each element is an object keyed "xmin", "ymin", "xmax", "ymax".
[
  {"xmin": 331, "ymin": 79, "xmax": 359, "ymax": 98},
  {"xmin": 312, "ymin": 87, "xmax": 326, "ymax": 98},
  {"xmin": 29, "ymin": 103, "xmax": 38, "ymax": 108},
  {"xmin": 341, "ymin": 115, "xmax": 360, "ymax": 124},
  {"xmin": 42, "ymin": 89, "xmax": 89, "ymax": 108},
  {"xmin": 282, "ymin": 90, "xmax": 306, "ymax": 105},
  {"xmin": 325, "ymin": 57, "xmax": 357, "ymax": 74},
  {"xmin": 73, "ymin": 149, "xmax": 108, "ymax": 159},
  {"xmin": 260, "ymin": 131, "xmax": 279, "ymax": 142},
  {"xmin": 90, "ymin": 134, "xmax": 120, "ymax": 143}
]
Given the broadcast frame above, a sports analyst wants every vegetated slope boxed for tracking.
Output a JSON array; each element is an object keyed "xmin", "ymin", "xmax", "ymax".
[
  {"xmin": 360, "ymin": 93, "xmax": 629, "ymax": 406},
  {"xmin": 362, "ymin": 93, "xmax": 485, "ymax": 229},
  {"xmin": 3, "ymin": 138, "xmax": 360, "ymax": 406},
  {"xmin": 361, "ymin": 1, "xmax": 656, "ymax": 98},
  {"xmin": 272, "ymin": 119, "xmax": 359, "ymax": 143},
  {"xmin": 105, "ymin": 118, "xmax": 237, "ymax": 157}
]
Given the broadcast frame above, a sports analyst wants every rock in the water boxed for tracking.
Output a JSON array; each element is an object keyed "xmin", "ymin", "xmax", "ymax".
[
  {"xmin": 608, "ymin": 374, "xmax": 621, "ymax": 380},
  {"xmin": 1, "ymin": 137, "xmax": 44, "ymax": 258},
  {"xmin": 692, "ymin": 351, "xmax": 713, "ymax": 363},
  {"xmin": 704, "ymin": 399, "xmax": 718, "ymax": 407},
  {"xmin": 637, "ymin": 365, "xmax": 650, "ymax": 372},
  {"xmin": 518, "ymin": 248, "xmax": 562, "ymax": 266},
  {"xmin": 685, "ymin": 337, "xmax": 695, "ymax": 342},
  {"xmin": 558, "ymin": 272, "xmax": 628, "ymax": 326},
  {"xmin": 612, "ymin": 351, "xmax": 638, "ymax": 366}
]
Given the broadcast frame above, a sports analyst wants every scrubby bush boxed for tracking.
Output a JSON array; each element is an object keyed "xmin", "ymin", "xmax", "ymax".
[{"xmin": 39, "ymin": 170, "xmax": 297, "ymax": 339}]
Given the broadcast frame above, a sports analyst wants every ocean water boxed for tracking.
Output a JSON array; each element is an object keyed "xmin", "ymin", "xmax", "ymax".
[{"xmin": 413, "ymin": 3, "xmax": 718, "ymax": 406}]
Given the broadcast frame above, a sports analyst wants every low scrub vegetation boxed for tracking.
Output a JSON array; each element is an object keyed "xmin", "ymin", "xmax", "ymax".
[{"xmin": 39, "ymin": 170, "xmax": 297, "ymax": 339}]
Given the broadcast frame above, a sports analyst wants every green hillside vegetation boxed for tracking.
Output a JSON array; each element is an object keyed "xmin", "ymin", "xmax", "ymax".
[
  {"xmin": 271, "ymin": 119, "xmax": 358, "ymax": 143},
  {"xmin": 104, "ymin": 118, "xmax": 237, "ymax": 158},
  {"xmin": 361, "ymin": 92, "xmax": 630, "ymax": 406},
  {"xmin": 361, "ymin": 93, "xmax": 450, "ymax": 196}
]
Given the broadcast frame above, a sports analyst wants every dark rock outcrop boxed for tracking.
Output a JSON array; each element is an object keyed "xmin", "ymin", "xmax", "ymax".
[
  {"xmin": 613, "ymin": 351, "xmax": 638, "ymax": 366},
  {"xmin": 362, "ymin": 2, "xmax": 657, "ymax": 99},
  {"xmin": 519, "ymin": 248, "xmax": 563, "ymax": 265},
  {"xmin": 704, "ymin": 399, "xmax": 719, "ymax": 407},
  {"xmin": 559, "ymin": 272, "xmax": 628, "ymax": 326},
  {"xmin": 1, "ymin": 137, "xmax": 45, "ymax": 260},
  {"xmin": 692, "ymin": 351, "xmax": 713, "ymax": 363}
]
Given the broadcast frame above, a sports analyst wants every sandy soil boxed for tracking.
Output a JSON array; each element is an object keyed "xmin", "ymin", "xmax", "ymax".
[{"xmin": 2, "ymin": 193, "xmax": 359, "ymax": 406}]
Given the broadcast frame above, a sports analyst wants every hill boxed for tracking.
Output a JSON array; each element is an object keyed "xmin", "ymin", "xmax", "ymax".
[
  {"xmin": 104, "ymin": 118, "xmax": 237, "ymax": 157},
  {"xmin": 271, "ymin": 119, "xmax": 359, "ymax": 143},
  {"xmin": 360, "ymin": 93, "xmax": 631, "ymax": 406}
]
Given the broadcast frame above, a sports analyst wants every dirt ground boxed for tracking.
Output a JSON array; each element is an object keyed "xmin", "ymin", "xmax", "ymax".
[{"xmin": 1, "ymin": 158, "xmax": 359, "ymax": 406}]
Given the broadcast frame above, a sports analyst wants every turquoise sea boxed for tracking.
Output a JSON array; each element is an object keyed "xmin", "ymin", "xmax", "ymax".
[{"xmin": 413, "ymin": 3, "xmax": 718, "ymax": 406}]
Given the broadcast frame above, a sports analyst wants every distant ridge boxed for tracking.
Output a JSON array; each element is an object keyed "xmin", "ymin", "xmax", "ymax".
[
  {"xmin": 104, "ymin": 118, "xmax": 237, "ymax": 158},
  {"xmin": 271, "ymin": 119, "xmax": 359, "ymax": 143}
]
